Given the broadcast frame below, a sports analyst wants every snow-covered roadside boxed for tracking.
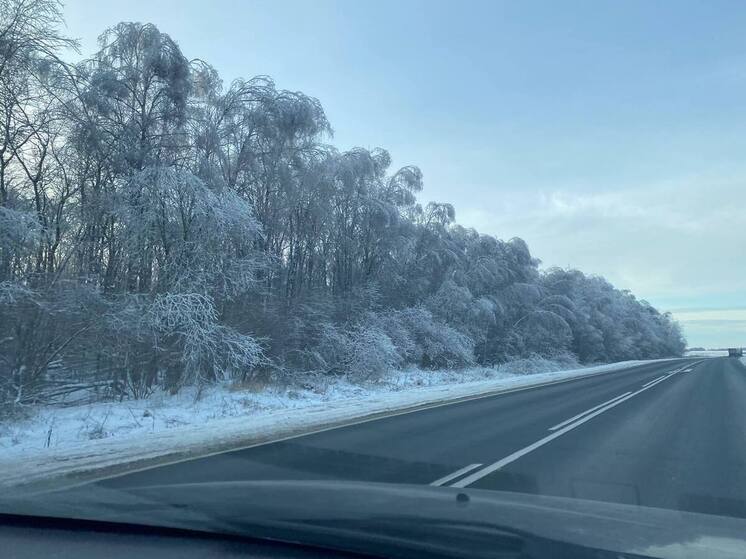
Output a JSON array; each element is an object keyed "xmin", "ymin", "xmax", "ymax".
[{"xmin": 0, "ymin": 358, "xmax": 676, "ymax": 490}]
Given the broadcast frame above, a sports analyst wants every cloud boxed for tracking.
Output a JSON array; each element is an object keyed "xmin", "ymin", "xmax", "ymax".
[{"xmin": 455, "ymin": 175, "xmax": 746, "ymax": 347}]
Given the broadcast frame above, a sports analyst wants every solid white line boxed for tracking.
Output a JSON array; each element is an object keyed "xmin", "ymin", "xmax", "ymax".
[
  {"xmin": 644, "ymin": 373, "xmax": 676, "ymax": 388},
  {"xmin": 429, "ymin": 463, "xmax": 483, "ymax": 486},
  {"xmin": 548, "ymin": 391, "xmax": 632, "ymax": 431},
  {"xmin": 451, "ymin": 369, "xmax": 684, "ymax": 488},
  {"xmin": 642, "ymin": 375, "xmax": 666, "ymax": 388}
]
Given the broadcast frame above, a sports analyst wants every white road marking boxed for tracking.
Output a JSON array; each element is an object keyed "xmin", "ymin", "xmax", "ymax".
[
  {"xmin": 681, "ymin": 360, "xmax": 704, "ymax": 373},
  {"xmin": 642, "ymin": 375, "xmax": 666, "ymax": 387},
  {"xmin": 450, "ymin": 369, "xmax": 684, "ymax": 488},
  {"xmin": 548, "ymin": 391, "xmax": 632, "ymax": 431},
  {"xmin": 647, "ymin": 373, "xmax": 676, "ymax": 386},
  {"xmin": 430, "ymin": 463, "xmax": 483, "ymax": 486}
]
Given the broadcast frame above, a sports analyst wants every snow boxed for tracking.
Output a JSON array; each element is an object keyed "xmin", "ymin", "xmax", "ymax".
[
  {"xmin": 0, "ymin": 358, "xmax": 676, "ymax": 491},
  {"xmin": 684, "ymin": 349, "xmax": 730, "ymax": 357}
]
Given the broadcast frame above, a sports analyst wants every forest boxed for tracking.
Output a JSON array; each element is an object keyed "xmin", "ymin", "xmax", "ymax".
[{"xmin": 0, "ymin": 0, "xmax": 685, "ymax": 411}]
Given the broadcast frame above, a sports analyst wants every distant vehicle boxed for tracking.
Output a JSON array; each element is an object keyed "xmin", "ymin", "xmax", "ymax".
[{"xmin": 728, "ymin": 348, "xmax": 743, "ymax": 357}]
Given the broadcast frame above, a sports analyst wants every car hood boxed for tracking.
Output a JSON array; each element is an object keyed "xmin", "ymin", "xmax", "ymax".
[{"xmin": 3, "ymin": 480, "xmax": 746, "ymax": 558}]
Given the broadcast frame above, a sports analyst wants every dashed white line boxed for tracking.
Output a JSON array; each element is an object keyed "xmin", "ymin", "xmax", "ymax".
[
  {"xmin": 449, "ymin": 368, "xmax": 685, "ymax": 488},
  {"xmin": 548, "ymin": 391, "xmax": 632, "ymax": 431},
  {"xmin": 429, "ymin": 463, "xmax": 483, "ymax": 486}
]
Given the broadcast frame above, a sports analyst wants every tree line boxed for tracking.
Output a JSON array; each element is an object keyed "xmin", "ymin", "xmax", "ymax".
[{"xmin": 0, "ymin": 0, "xmax": 685, "ymax": 409}]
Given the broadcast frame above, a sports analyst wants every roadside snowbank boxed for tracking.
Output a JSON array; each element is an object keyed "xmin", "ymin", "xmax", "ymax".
[{"xmin": 0, "ymin": 358, "xmax": 674, "ymax": 490}]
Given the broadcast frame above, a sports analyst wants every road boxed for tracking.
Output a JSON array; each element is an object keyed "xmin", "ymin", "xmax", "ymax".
[{"xmin": 98, "ymin": 357, "xmax": 746, "ymax": 518}]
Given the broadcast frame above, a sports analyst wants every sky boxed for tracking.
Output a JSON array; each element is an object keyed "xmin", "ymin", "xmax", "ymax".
[{"xmin": 60, "ymin": 0, "xmax": 746, "ymax": 348}]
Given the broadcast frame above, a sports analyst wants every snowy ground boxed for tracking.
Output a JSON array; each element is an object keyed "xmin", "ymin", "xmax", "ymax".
[
  {"xmin": 0, "ymin": 358, "xmax": 676, "ymax": 491},
  {"xmin": 684, "ymin": 349, "xmax": 730, "ymax": 357}
]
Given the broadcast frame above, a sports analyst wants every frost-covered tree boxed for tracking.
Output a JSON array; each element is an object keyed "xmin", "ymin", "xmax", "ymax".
[{"xmin": 0, "ymin": 5, "xmax": 685, "ymax": 412}]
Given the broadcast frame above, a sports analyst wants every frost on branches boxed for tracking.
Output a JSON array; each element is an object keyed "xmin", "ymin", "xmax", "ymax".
[{"xmin": 0, "ymin": 2, "xmax": 686, "ymax": 413}]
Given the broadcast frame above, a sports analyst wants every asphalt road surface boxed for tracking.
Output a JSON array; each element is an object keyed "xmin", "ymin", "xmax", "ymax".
[{"xmin": 98, "ymin": 357, "xmax": 746, "ymax": 519}]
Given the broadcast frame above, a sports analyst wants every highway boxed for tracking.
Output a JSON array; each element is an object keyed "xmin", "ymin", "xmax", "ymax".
[{"xmin": 97, "ymin": 357, "xmax": 746, "ymax": 519}]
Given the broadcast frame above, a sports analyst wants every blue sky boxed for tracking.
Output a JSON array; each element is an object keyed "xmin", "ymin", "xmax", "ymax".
[{"xmin": 62, "ymin": 0, "xmax": 746, "ymax": 347}]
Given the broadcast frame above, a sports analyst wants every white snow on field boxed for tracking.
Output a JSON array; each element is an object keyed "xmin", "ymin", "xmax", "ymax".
[
  {"xmin": 0, "ymin": 358, "xmax": 676, "ymax": 490},
  {"xmin": 684, "ymin": 349, "xmax": 730, "ymax": 357}
]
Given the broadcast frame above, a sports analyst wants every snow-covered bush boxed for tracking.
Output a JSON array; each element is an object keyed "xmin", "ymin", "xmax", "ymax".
[
  {"xmin": 0, "ymin": 283, "xmax": 108, "ymax": 411},
  {"xmin": 345, "ymin": 326, "xmax": 401, "ymax": 380},
  {"xmin": 359, "ymin": 311, "xmax": 417, "ymax": 363},
  {"xmin": 316, "ymin": 323, "xmax": 401, "ymax": 380},
  {"xmin": 145, "ymin": 293, "xmax": 263, "ymax": 387},
  {"xmin": 366, "ymin": 307, "xmax": 475, "ymax": 370},
  {"xmin": 401, "ymin": 308, "xmax": 475, "ymax": 368}
]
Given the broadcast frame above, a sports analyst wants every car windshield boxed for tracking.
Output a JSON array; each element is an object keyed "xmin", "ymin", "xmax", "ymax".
[{"xmin": 2, "ymin": 1, "xmax": 746, "ymax": 558}]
